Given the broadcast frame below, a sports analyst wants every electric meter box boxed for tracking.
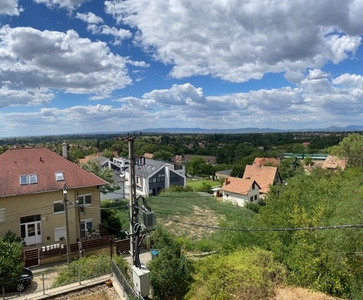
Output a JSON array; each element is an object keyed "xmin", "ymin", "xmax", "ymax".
[{"xmin": 132, "ymin": 264, "xmax": 150, "ymax": 297}]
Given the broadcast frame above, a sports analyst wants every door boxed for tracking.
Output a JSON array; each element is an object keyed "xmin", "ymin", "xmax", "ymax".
[{"xmin": 21, "ymin": 219, "xmax": 42, "ymax": 245}]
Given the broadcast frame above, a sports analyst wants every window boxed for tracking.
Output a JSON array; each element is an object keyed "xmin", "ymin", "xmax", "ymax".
[
  {"xmin": 0, "ymin": 208, "xmax": 5, "ymax": 222},
  {"xmin": 55, "ymin": 172, "xmax": 64, "ymax": 181},
  {"xmin": 254, "ymin": 195, "xmax": 258, "ymax": 200},
  {"xmin": 80, "ymin": 219, "xmax": 93, "ymax": 238},
  {"xmin": 20, "ymin": 175, "xmax": 29, "ymax": 185},
  {"xmin": 77, "ymin": 194, "xmax": 92, "ymax": 214},
  {"xmin": 54, "ymin": 227, "xmax": 66, "ymax": 241},
  {"xmin": 29, "ymin": 174, "xmax": 38, "ymax": 184},
  {"xmin": 53, "ymin": 201, "xmax": 64, "ymax": 214},
  {"xmin": 20, "ymin": 174, "xmax": 38, "ymax": 185},
  {"xmin": 250, "ymin": 196, "xmax": 253, "ymax": 202}
]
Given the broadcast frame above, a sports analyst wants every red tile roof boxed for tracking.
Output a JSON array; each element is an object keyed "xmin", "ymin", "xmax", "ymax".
[
  {"xmin": 222, "ymin": 177, "xmax": 260, "ymax": 195},
  {"xmin": 253, "ymin": 157, "xmax": 280, "ymax": 167},
  {"xmin": 322, "ymin": 155, "xmax": 346, "ymax": 170},
  {"xmin": 0, "ymin": 147, "xmax": 108, "ymax": 198},
  {"xmin": 243, "ymin": 165, "xmax": 280, "ymax": 194}
]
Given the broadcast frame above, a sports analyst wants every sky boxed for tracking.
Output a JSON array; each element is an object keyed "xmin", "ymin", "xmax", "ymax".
[{"xmin": 0, "ymin": 0, "xmax": 363, "ymax": 137}]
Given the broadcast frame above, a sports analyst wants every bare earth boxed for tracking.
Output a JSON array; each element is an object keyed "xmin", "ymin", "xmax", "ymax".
[{"xmin": 274, "ymin": 287, "xmax": 343, "ymax": 300}]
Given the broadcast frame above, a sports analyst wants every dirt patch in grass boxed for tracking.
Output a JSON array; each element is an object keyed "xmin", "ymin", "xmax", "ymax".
[
  {"xmin": 273, "ymin": 286, "xmax": 344, "ymax": 300},
  {"xmin": 160, "ymin": 205, "xmax": 225, "ymax": 240},
  {"xmin": 52, "ymin": 284, "xmax": 121, "ymax": 300}
]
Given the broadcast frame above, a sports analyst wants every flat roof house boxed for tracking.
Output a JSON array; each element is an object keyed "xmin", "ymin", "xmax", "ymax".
[{"xmin": 0, "ymin": 147, "xmax": 107, "ymax": 247}]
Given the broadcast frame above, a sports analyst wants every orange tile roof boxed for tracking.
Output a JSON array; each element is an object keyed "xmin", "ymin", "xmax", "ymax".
[
  {"xmin": 322, "ymin": 155, "xmax": 346, "ymax": 170},
  {"xmin": 143, "ymin": 153, "xmax": 154, "ymax": 159},
  {"xmin": 253, "ymin": 157, "xmax": 280, "ymax": 167},
  {"xmin": 243, "ymin": 165, "xmax": 279, "ymax": 194},
  {"xmin": 222, "ymin": 177, "xmax": 260, "ymax": 195},
  {"xmin": 0, "ymin": 147, "xmax": 108, "ymax": 198}
]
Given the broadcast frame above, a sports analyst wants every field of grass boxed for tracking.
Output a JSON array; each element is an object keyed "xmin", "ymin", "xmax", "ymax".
[
  {"xmin": 147, "ymin": 191, "xmax": 254, "ymax": 242},
  {"xmin": 186, "ymin": 179, "xmax": 221, "ymax": 190}
]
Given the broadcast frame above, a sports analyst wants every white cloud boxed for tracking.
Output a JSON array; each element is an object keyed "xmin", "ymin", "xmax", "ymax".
[
  {"xmin": 0, "ymin": 86, "xmax": 54, "ymax": 108},
  {"xmin": 0, "ymin": 26, "xmax": 137, "ymax": 104},
  {"xmin": 87, "ymin": 24, "xmax": 132, "ymax": 45},
  {"xmin": 33, "ymin": 0, "xmax": 86, "ymax": 11},
  {"xmin": 333, "ymin": 73, "xmax": 363, "ymax": 88},
  {"xmin": 76, "ymin": 12, "xmax": 104, "ymax": 24},
  {"xmin": 105, "ymin": 0, "xmax": 363, "ymax": 83},
  {"xmin": 0, "ymin": 0, "xmax": 22, "ymax": 16}
]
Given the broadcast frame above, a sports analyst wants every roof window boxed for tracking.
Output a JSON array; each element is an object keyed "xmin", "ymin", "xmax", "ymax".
[
  {"xmin": 55, "ymin": 172, "xmax": 64, "ymax": 181},
  {"xmin": 20, "ymin": 174, "xmax": 38, "ymax": 185}
]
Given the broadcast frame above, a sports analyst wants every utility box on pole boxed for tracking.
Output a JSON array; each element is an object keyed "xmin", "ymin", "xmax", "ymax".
[{"xmin": 132, "ymin": 264, "xmax": 150, "ymax": 298}]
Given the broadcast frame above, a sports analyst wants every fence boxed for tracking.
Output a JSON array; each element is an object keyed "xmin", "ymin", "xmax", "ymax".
[
  {"xmin": 111, "ymin": 260, "xmax": 143, "ymax": 300},
  {"xmin": 2, "ymin": 259, "xmax": 111, "ymax": 299}
]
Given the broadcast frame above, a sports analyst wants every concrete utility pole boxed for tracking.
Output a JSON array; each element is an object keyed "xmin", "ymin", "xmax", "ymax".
[
  {"xmin": 63, "ymin": 184, "xmax": 71, "ymax": 264},
  {"xmin": 123, "ymin": 133, "xmax": 138, "ymax": 260}
]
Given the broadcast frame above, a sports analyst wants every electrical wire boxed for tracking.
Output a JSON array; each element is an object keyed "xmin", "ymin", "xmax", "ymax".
[{"xmin": 157, "ymin": 215, "xmax": 363, "ymax": 232}]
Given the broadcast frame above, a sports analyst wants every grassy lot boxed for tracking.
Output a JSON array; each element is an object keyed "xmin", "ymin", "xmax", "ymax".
[
  {"xmin": 147, "ymin": 191, "xmax": 254, "ymax": 242},
  {"xmin": 186, "ymin": 179, "xmax": 221, "ymax": 190}
]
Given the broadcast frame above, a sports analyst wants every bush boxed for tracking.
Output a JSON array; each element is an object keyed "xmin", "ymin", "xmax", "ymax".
[
  {"xmin": 52, "ymin": 252, "xmax": 110, "ymax": 287},
  {"xmin": 186, "ymin": 248, "xmax": 286, "ymax": 300}
]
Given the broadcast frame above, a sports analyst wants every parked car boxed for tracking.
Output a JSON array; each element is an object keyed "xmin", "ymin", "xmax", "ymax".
[
  {"xmin": 17, "ymin": 268, "xmax": 33, "ymax": 292},
  {"xmin": 0, "ymin": 268, "xmax": 33, "ymax": 292}
]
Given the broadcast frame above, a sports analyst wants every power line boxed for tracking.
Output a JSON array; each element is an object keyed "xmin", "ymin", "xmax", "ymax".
[{"xmin": 158, "ymin": 215, "xmax": 363, "ymax": 232}]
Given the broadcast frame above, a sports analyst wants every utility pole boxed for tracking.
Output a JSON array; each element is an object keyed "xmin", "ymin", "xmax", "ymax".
[
  {"xmin": 123, "ymin": 133, "xmax": 138, "ymax": 260},
  {"xmin": 63, "ymin": 184, "xmax": 71, "ymax": 264}
]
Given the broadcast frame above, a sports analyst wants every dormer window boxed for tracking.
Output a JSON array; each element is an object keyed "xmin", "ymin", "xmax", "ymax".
[
  {"xmin": 20, "ymin": 174, "xmax": 38, "ymax": 185},
  {"xmin": 55, "ymin": 172, "xmax": 64, "ymax": 181}
]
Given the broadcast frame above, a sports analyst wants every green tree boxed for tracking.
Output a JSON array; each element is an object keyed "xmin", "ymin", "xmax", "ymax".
[
  {"xmin": 330, "ymin": 133, "xmax": 363, "ymax": 167},
  {"xmin": 148, "ymin": 226, "xmax": 193, "ymax": 300},
  {"xmin": 80, "ymin": 159, "xmax": 119, "ymax": 193},
  {"xmin": 153, "ymin": 150, "xmax": 174, "ymax": 161},
  {"xmin": 187, "ymin": 157, "xmax": 214, "ymax": 177},
  {"xmin": 0, "ymin": 237, "xmax": 23, "ymax": 288}
]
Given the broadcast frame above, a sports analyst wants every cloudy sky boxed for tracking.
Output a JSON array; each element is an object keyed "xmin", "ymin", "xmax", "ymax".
[{"xmin": 0, "ymin": 0, "xmax": 363, "ymax": 137}]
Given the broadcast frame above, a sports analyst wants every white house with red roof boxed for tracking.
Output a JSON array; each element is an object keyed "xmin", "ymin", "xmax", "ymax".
[
  {"xmin": 243, "ymin": 164, "xmax": 282, "ymax": 196},
  {"xmin": 0, "ymin": 147, "xmax": 107, "ymax": 247},
  {"xmin": 221, "ymin": 177, "xmax": 260, "ymax": 207}
]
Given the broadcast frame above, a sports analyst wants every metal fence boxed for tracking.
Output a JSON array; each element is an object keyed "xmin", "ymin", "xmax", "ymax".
[
  {"xmin": 111, "ymin": 260, "xmax": 143, "ymax": 300},
  {"xmin": 2, "ymin": 260, "xmax": 111, "ymax": 299}
]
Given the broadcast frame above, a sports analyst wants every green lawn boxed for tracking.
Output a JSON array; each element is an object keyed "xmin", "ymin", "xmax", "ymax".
[{"xmin": 186, "ymin": 179, "xmax": 221, "ymax": 190}]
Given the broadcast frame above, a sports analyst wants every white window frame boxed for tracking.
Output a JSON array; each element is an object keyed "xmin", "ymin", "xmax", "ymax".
[
  {"xmin": 55, "ymin": 172, "xmax": 64, "ymax": 181},
  {"xmin": 80, "ymin": 219, "xmax": 93, "ymax": 239},
  {"xmin": 0, "ymin": 208, "xmax": 5, "ymax": 222},
  {"xmin": 54, "ymin": 227, "xmax": 66, "ymax": 241},
  {"xmin": 20, "ymin": 175, "xmax": 29, "ymax": 185},
  {"xmin": 53, "ymin": 200, "xmax": 64, "ymax": 214},
  {"xmin": 20, "ymin": 174, "xmax": 38, "ymax": 185},
  {"xmin": 77, "ymin": 194, "xmax": 92, "ymax": 214}
]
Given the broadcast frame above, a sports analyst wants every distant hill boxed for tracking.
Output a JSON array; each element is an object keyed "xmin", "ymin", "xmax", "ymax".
[{"xmin": 141, "ymin": 125, "xmax": 363, "ymax": 134}]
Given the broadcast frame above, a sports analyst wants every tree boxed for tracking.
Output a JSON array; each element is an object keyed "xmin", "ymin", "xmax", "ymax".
[
  {"xmin": 187, "ymin": 157, "xmax": 214, "ymax": 177},
  {"xmin": 148, "ymin": 226, "xmax": 193, "ymax": 300},
  {"xmin": 330, "ymin": 133, "xmax": 363, "ymax": 167},
  {"xmin": 80, "ymin": 159, "xmax": 119, "ymax": 193},
  {"xmin": 0, "ymin": 236, "xmax": 23, "ymax": 288},
  {"xmin": 153, "ymin": 150, "xmax": 174, "ymax": 161}
]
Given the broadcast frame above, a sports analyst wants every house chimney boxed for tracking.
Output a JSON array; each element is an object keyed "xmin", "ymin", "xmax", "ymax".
[
  {"xmin": 62, "ymin": 141, "xmax": 67, "ymax": 159},
  {"xmin": 224, "ymin": 177, "xmax": 229, "ymax": 185}
]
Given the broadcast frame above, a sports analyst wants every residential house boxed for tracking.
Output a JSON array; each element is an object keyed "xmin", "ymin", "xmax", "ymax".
[
  {"xmin": 322, "ymin": 155, "xmax": 346, "ymax": 171},
  {"xmin": 253, "ymin": 157, "xmax": 280, "ymax": 167},
  {"xmin": 221, "ymin": 177, "xmax": 260, "ymax": 207},
  {"xmin": 0, "ymin": 147, "xmax": 107, "ymax": 247},
  {"xmin": 120, "ymin": 158, "xmax": 186, "ymax": 196},
  {"xmin": 243, "ymin": 165, "xmax": 282, "ymax": 197}
]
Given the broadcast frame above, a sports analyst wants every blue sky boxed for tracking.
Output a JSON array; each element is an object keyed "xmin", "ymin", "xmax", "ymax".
[{"xmin": 0, "ymin": 0, "xmax": 363, "ymax": 137}]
